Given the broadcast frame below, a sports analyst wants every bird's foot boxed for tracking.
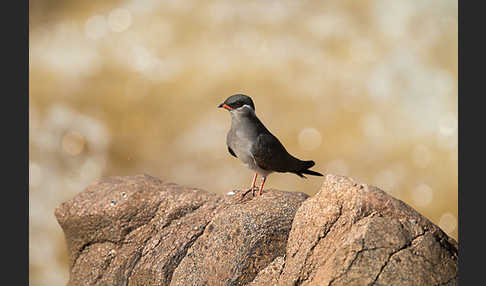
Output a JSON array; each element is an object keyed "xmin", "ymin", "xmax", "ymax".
[{"xmin": 241, "ymin": 187, "xmax": 257, "ymax": 198}]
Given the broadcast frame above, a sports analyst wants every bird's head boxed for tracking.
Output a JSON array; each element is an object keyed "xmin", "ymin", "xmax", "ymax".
[{"xmin": 218, "ymin": 94, "xmax": 255, "ymax": 112}]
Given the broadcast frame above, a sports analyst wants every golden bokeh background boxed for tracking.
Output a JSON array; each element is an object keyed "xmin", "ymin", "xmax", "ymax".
[{"xmin": 29, "ymin": 0, "xmax": 458, "ymax": 285}]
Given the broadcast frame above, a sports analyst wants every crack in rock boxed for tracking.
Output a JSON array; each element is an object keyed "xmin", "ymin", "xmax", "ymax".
[
  {"xmin": 295, "ymin": 205, "xmax": 343, "ymax": 286},
  {"xmin": 167, "ymin": 221, "xmax": 211, "ymax": 284},
  {"xmin": 370, "ymin": 231, "xmax": 427, "ymax": 285},
  {"xmin": 125, "ymin": 201, "xmax": 211, "ymax": 285}
]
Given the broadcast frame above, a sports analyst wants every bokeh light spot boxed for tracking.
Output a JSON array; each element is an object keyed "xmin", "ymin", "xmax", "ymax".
[
  {"xmin": 132, "ymin": 45, "xmax": 154, "ymax": 72},
  {"xmin": 439, "ymin": 212, "xmax": 457, "ymax": 235},
  {"xmin": 84, "ymin": 15, "xmax": 108, "ymax": 40},
  {"xmin": 438, "ymin": 113, "xmax": 458, "ymax": 137},
  {"xmin": 373, "ymin": 169, "xmax": 400, "ymax": 195},
  {"xmin": 411, "ymin": 183, "xmax": 434, "ymax": 207},
  {"xmin": 436, "ymin": 113, "xmax": 458, "ymax": 150},
  {"xmin": 108, "ymin": 8, "xmax": 132, "ymax": 32},
  {"xmin": 61, "ymin": 131, "xmax": 86, "ymax": 156},
  {"xmin": 298, "ymin": 127, "xmax": 322, "ymax": 151},
  {"xmin": 326, "ymin": 159, "xmax": 349, "ymax": 176},
  {"xmin": 362, "ymin": 114, "xmax": 384, "ymax": 139}
]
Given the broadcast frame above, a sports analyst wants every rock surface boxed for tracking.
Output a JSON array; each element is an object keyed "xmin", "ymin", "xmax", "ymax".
[
  {"xmin": 55, "ymin": 174, "xmax": 458, "ymax": 286},
  {"xmin": 271, "ymin": 175, "xmax": 458, "ymax": 286}
]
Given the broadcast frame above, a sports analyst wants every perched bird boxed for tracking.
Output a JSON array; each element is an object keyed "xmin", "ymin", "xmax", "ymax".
[{"xmin": 218, "ymin": 94, "xmax": 323, "ymax": 196}]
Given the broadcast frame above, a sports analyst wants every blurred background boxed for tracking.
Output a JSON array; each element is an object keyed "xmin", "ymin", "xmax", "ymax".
[{"xmin": 29, "ymin": 0, "xmax": 458, "ymax": 285}]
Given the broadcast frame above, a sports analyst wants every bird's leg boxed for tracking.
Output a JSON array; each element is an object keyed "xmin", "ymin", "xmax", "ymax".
[
  {"xmin": 258, "ymin": 176, "xmax": 267, "ymax": 196},
  {"xmin": 242, "ymin": 173, "xmax": 258, "ymax": 197}
]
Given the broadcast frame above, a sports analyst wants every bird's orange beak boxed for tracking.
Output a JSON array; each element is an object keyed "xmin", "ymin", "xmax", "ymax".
[{"xmin": 218, "ymin": 103, "xmax": 233, "ymax": 110}]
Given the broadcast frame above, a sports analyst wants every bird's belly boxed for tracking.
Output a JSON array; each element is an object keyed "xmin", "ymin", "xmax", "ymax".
[
  {"xmin": 233, "ymin": 146, "xmax": 255, "ymax": 169},
  {"xmin": 231, "ymin": 144, "xmax": 273, "ymax": 176},
  {"xmin": 228, "ymin": 138, "xmax": 256, "ymax": 169},
  {"xmin": 228, "ymin": 127, "xmax": 272, "ymax": 176}
]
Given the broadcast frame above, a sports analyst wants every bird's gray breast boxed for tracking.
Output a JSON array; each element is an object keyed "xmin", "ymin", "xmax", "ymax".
[
  {"xmin": 227, "ymin": 127, "xmax": 256, "ymax": 169},
  {"xmin": 226, "ymin": 114, "xmax": 259, "ymax": 171}
]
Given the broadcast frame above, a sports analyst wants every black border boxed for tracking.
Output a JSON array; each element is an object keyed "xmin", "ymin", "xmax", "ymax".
[
  {"xmin": 458, "ymin": 0, "xmax": 473, "ymax": 284},
  {"xmin": 9, "ymin": 0, "xmax": 29, "ymax": 284}
]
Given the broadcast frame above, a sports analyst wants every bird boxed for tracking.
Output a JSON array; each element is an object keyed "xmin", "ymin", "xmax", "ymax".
[{"xmin": 218, "ymin": 94, "xmax": 323, "ymax": 196}]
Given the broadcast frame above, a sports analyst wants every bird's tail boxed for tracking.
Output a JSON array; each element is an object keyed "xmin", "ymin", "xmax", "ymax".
[{"xmin": 294, "ymin": 160, "xmax": 324, "ymax": 178}]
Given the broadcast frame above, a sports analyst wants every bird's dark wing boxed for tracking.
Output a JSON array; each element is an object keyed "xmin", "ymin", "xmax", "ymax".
[
  {"xmin": 227, "ymin": 146, "xmax": 237, "ymax": 158},
  {"xmin": 251, "ymin": 133, "xmax": 297, "ymax": 173}
]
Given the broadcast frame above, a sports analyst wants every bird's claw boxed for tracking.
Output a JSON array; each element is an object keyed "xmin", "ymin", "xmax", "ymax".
[{"xmin": 241, "ymin": 187, "xmax": 257, "ymax": 198}]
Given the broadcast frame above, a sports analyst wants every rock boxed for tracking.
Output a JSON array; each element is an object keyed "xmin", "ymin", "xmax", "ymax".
[
  {"xmin": 170, "ymin": 189, "xmax": 307, "ymax": 286},
  {"xmin": 55, "ymin": 174, "xmax": 308, "ymax": 285},
  {"xmin": 55, "ymin": 174, "xmax": 458, "ymax": 286},
  {"xmin": 277, "ymin": 174, "xmax": 458, "ymax": 286},
  {"xmin": 55, "ymin": 174, "xmax": 222, "ymax": 285},
  {"xmin": 249, "ymin": 256, "xmax": 285, "ymax": 285}
]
